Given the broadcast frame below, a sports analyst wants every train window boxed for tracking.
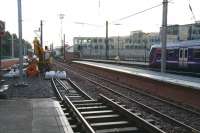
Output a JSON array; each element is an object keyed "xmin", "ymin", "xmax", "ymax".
[
  {"xmin": 193, "ymin": 49, "xmax": 200, "ymax": 59},
  {"xmin": 179, "ymin": 49, "xmax": 183, "ymax": 58},
  {"xmin": 184, "ymin": 49, "xmax": 188, "ymax": 58},
  {"xmin": 167, "ymin": 49, "xmax": 175, "ymax": 57}
]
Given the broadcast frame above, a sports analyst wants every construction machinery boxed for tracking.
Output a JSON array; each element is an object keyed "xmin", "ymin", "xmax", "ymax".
[{"xmin": 26, "ymin": 37, "xmax": 52, "ymax": 77}]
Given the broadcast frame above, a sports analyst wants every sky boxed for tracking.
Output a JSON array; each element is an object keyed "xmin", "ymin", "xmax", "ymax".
[{"xmin": 0, "ymin": 0, "xmax": 200, "ymax": 48}]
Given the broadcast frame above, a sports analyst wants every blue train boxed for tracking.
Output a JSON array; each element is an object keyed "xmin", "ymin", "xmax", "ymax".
[{"xmin": 149, "ymin": 40, "xmax": 200, "ymax": 72}]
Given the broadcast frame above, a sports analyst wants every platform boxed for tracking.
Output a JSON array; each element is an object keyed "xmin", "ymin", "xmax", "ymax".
[
  {"xmin": 81, "ymin": 59, "xmax": 149, "ymax": 67},
  {"xmin": 0, "ymin": 98, "xmax": 73, "ymax": 133},
  {"xmin": 73, "ymin": 61, "xmax": 200, "ymax": 90}
]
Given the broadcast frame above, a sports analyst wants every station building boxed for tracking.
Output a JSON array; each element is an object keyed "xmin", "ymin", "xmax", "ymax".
[
  {"xmin": 73, "ymin": 23, "xmax": 200, "ymax": 60},
  {"xmin": 73, "ymin": 31, "xmax": 160, "ymax": 61}
]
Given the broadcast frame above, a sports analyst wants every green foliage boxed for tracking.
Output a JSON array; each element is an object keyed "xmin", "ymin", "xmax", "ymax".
[{"xmin": 1, "ymin": 31, "xmax": 32, "ymax": 57}]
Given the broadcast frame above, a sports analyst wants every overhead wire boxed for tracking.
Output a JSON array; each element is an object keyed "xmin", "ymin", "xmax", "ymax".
[
  {"xmin": 187, "ymin": 0, "xmax": 196, "ymax": 22},
  {"xmin": 112, "ymin": 0, "xmax": 173, "ymax": 23}
]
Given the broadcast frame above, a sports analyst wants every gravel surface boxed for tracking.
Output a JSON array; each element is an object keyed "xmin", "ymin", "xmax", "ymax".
[
  {"xmin": 53, "ymin": 61, "xmax": 199, "ymax": 133},
  {"xmin": 1, "ymin": 75, "xmax": 55, "ymax": 98}
]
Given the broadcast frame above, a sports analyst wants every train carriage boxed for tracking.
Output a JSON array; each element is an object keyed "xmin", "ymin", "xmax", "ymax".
[{"xmin": 149, "ymin": 40, "xmax": 200, "ymax": 72}]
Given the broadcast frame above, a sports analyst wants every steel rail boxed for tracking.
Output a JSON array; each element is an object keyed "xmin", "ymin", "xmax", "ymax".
[
  {"xmin": 52, "ymin": 78, "xmax": 95, "ymax": 133},
  {"xmin": 64, "ymin": 95, "xmax": 96, "ymax": 133},
  {"xmin": 73, "ymin": 63, "xmax": 200, "ymax": 116},
  {"xmin": 54, "ymin": 60, "xmax": 200, "ymax": 133},
  {"xmin": 99, "ymin": 94, "xmax": 165, "ymax": 133},
  {"xmin": 67, "ymin": 78, "xmax": 93, "ymax": 100},
  {"xmin": 56, "ymin": 60, "xmax": 200, "ymax": 116},
  {"xmin": 51, "ymin": 78, "xmax": 64, "ymax": 101},
  {"xmin": 53, "ymin": 77, "xmax": 166, "ymax": 133}
]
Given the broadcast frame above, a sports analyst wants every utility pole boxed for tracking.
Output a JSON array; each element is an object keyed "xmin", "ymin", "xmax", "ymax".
[
  {"xmin": 51, "ymin": 43, "xmax": 54, "ymax": 56},
  {"xmin": 117, "ymin": 36, "xmax": 119, "ymax": 57},
  {"xmin": 59, "ymin": 13, "xmax": 64, "ymax": 56},
  {"xmin": 114, "ymin": 23, "xmax": 121, "ymax": 58},
  {"xmin": 17, "ymin": 0, "xmax": 23, "ymax": 82},
  {"xmin": 11, "ymin": 34, "xmax": 14, "ymax": 57},
  {"xmin": 63, "ymin": 34, "xmax": 65, "ymax": 61},
  {"xmin": 0, "ymin": 36, "xmax": 2, "ymax": 72},
  {"xmin": 105, "ymin": 21, "xmax": 109, "ymax": 59},
  {"xmin": 40, "ymin": 20, "xmax": 43, "ymax": 48},
  {"xmin": 161, "ymin": 0, "xmax": 168, "ymax": 73}
]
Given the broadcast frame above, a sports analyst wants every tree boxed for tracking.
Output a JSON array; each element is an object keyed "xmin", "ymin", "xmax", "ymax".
[{"xmin": 1, "ymin": 31, "xmax": 32, "ymax": 58}]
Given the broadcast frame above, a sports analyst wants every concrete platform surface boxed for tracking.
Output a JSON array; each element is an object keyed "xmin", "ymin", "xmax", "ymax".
[
  {"xmin": 74, "ymin": 61, "xmax": 200, "ymax": 90},
  {"xmin": 81, "ymin": 59, "xmax": 149, "ymax": 66},
  {"xmin": 0, "ymin": 98, "xmax": 73, "ymax": 133}
]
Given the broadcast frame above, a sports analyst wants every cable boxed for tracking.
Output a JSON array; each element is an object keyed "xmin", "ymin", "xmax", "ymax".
[
  {"xmin": 74, "ymin": 21, "xmax": 103, "ymax": 27},
  {"xmin": 113, "ymin": 0, "xmax": 173, "ymax": 23},
  {"xmin": 187, "ymin": 0, "xmax": 196, "ymax": 22}
]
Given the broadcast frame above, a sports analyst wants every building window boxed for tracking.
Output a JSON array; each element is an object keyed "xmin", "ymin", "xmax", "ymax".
[
  {"xmin": 93, "ymin": 39, "xmax": 97, "ymax": 43},
  {"xmin": 100, "ymin": 45, "xmax": 103, "ymax": 49},
  {"xmin": 99, "ymin": 39, "xmax": 102, "ymax": 43},
  {"xmin": 125, "ymin": 45, "xmax": 129, "ymax": 49},
  {"xmin": 83, "ymin": 39, "xmax": 87, "ymax": 43}
]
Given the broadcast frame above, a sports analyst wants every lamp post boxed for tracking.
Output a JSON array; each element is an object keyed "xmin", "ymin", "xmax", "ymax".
[
  {"xmin": 17, "ymin": 0, "xmax": 23, "ymax": 82},
  {"xmin": 114, "ymin": 23, "xmax": 122, "ymax": 58},
  {"xmin": 59, "ymin": 13, "xmax": 65, "ymax": 56},
  {"xmin": 16, "ymin": 0, "xmax": 28, "ymax": 86}
]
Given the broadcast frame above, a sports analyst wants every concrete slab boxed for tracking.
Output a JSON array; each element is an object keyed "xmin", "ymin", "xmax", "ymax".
[{"xmin": 0, "ymin": 98, "xmax": 74, "ymax": 133}]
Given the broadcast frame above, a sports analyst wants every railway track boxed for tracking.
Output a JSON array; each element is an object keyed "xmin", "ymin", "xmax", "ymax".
[
  {"xmin": 53, "ymin": 59, "xmax": 200, "ymax": 133},
  {"xmin": 51, "ymin": 78, "xmax": 165, "ymax": 133}
]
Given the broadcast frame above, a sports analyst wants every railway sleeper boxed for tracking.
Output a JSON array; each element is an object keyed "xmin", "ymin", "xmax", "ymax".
[
  {"xmin": 67, "ymin": 95, "xmax": 82, "ymax": 98},
  {"xmin": 70, "ymin": 124, "xmax": 80, "ymax": 132},
  {"xmin": 90, "ymin": 121, "xmax": 132, "ymax": 130},
  {"xmin": 72, "ymin": 99, "xmax": 96, "ymax": 104},
  {"xmin": 68, "ymin": 97, "xmax": 85, "ymax": 101},
  {"xmin": 65, "ymin": 93, "xmax": 80, "ymax": 96},
  {"xmin": 95, "ymin": 127, "xmax": 140, "ymax": 133},
  {"xmin": 52, "ymin": 78, "xmax": 165, "ymax": 133},
  {"xmin": 81, "ymin": 110, "xmax": 114, "ymax": 116},
  {"xmin": 77, "ymin": 105, "xmax": 109, "ymax": 112},
  {"xmin": 85, "ymin": 114, "xmax": 123, "ymax": 123},
  {"xmin": 68, "ymin": 89, "xmax": 78, "ymax": 93},
  {"xmin": 74, "ymin": 102, "xmax": 103, "ymax": 107}
]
